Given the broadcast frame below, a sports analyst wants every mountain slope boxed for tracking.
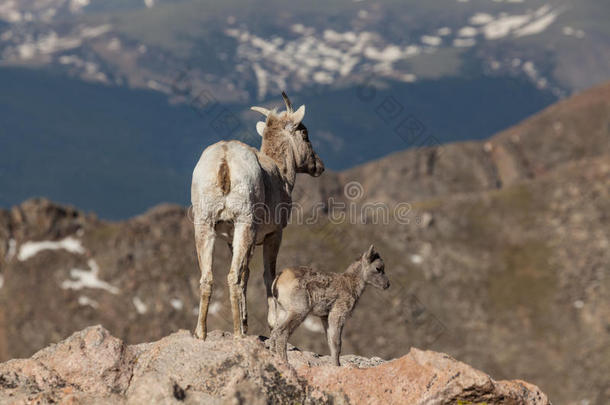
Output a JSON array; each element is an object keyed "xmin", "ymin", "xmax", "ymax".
[
  {"xmin": 293, "ymin": 79, "xmax": 610, "ymax": 207},
  {"xmin": 3, "ymin": 0, "xmax": 610, "ymax": 219},
  {"xmin": 0, "ymin": 66, "xmax": 557, "ymax": 218},
  {"xmin": 1, "ymin": 82, "xmax": 609, "ymax": 404},
  {"xmin": 2, "ymin": 0, "xmax": 609, "ymax": 95}
]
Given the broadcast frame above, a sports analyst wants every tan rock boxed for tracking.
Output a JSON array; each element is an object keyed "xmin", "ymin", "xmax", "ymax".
[{"xmin": 0, "ymin": 326, "xmax": 549, "ymax": 404}]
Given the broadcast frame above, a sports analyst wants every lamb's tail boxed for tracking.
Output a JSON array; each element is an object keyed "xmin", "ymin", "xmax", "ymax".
[{"xmin": 269, "ymin": 273, "xmax": 283, "ymax": 330}]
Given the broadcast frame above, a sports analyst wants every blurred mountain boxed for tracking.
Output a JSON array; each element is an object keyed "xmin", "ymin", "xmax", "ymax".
[
  {"xmin": 1, "ymin": 0, "xmax": 609, "ymax": 95},
  {"xmin": 0, "ymin": 66, "xmax": 556, "ymax": 218},
  {"xmin": 1, "ymin": 81, "xmax": 608, "ymax": 404},
  {"xmin": 1, "ymin": 0, "xmax": 610, "ymax": 217}
]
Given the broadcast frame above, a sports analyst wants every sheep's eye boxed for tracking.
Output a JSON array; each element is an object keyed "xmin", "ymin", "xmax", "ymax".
[{"xmin": 301, "ymin": 132, "xmax": 308, "ymax": 141}]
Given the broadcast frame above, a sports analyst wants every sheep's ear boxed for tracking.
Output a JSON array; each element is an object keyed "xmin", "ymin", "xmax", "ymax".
[
  {"xmin": 292, "ymin": 105, "xmax": 305, "ymax": 124},
  {"xmin": 363, "ymin": 244, "xmax": 375, "ymax": 261},
  {"xmin": 256, "ymin": 121, "xmax": 266, "ymax": 137}
]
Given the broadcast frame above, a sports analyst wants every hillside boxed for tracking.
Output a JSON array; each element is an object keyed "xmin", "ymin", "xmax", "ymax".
[
  {"xmin": 2, "ymin": 0, "xmax": 610, "ymax": 218},
  {"xmin": 294, "ymin": 80, "xmax": 610, "ymax": 207},
  {"xmin": 0, "ymin": 83, "xmax": 609, "ymax": 404},
  {"xmin": 2, "ymin": 0, "xmax": 609, "ymax": 95},
  {"xmin": 0, "ymin": 67, "xmax": 556, "ymax": 218}
]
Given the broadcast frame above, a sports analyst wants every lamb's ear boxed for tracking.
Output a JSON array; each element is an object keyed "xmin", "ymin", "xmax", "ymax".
[
  {"xmin": 292, "ymin": 105, "xmax": 305, "ymax": 124},
  {"xmin": 363, "ymin": 244, "xmax": 375, "ymax": 261},
  {"xmin": 256, "ymin": 121, "xmax": 266, "ymax": 137}
]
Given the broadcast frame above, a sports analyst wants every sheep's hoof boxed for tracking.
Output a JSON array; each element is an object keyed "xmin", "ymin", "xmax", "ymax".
[
  {"xmin": 233, "ymin": 330, "xmax": 246, "ymax": 339},
  {"xmin": 194, "ymin": 326, "xmax": 206, "ymax": 340}
]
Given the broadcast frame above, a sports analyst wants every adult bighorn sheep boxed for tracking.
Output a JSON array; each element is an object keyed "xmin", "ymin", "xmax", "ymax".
[{"xmin": 191, "ymin": 92, "xmax": 324, "ymax": 339}]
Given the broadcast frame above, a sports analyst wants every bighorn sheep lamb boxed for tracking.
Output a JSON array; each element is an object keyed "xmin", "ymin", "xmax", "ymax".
[
  {"xmin": 269, "ymin": 245, "xmax": 390, "ymax": 365},
  {"xmin": 191, "ymin": 92, "xmax": 324, "ymax": 339}
]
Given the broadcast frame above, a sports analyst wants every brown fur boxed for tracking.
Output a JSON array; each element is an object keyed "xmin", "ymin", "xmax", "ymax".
[
  {"xmin": 272, "ymin": 268, "xmax": 300, "ymax": 298},
  {"xmin": 260, "ymin": 113, "xmax": 293, "ymax": 174},
  {"xmin": 193, "ymin": 93, "xmax": 324, "ymax": 341},
  {"xmin": 269, "ymin": 246, "xmax": 390, "ymax": 366},
  {"xmin": 217, "ymin": 157, "xmax": 231, "ymax": 195}
]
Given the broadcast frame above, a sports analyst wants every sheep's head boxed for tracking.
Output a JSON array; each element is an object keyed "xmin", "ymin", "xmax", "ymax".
[
  {"xmin": 251, "ymin": 92, "xmax": 324, "ymax": 177},
  {"xmin": 360, "ymin": 245, "xmax": 390, "ymax": 290}
]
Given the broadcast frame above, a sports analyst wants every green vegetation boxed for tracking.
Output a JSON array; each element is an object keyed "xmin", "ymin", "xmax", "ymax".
[{"xmin": 488, "ymin": 241, "xmax": 557, "ymax": 334}]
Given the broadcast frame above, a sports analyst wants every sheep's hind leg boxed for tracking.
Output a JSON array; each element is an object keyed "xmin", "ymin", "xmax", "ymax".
[
  {"xmin": 228, "ymin": 221, "xmax": 255, "ymax": 337},
  {"xmin": 272, "ymin": 311, "xmax": 308, "ymax": 363},
  {"xmin": 327, "ymin": 310, "xmax": 346, "ymax": 366},
  {"xmin": 320, "ymin": 315, "xmax": 329, "ymax": 345},
  {"xmin": 194, "ymin": 221, "xmax": 215, "ymax": 340}
]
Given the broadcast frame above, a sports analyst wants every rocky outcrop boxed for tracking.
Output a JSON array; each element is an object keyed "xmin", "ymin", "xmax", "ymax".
[{"xmin": 0, "ymin": 325, "xmax": 550, "ymax": 405}]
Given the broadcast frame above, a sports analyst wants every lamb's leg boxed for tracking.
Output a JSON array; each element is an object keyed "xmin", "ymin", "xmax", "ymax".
[
  {"xmin": 268, "ymin": 304, "xmax": 286, "ymax": 352},
  {"xmin": 263, "ymin": 231, "xmax": 282, "ymax": 330},
  {"xmin": 327, "ymin": 310, "xmax": 346, "ymax": 366},
  {"xmin": 320, "ymin": 315, "xmax": 329, "ymax": 346},
  {"xmin": 272, "ymin": 310, "xmax": 307, "ymax": 362},
  {"xmin": 194, "ymin": 221, "xmax": 215, "ymax": 340},
  {"xmin": 228, "ymin": 221, "xmax": 255, "ymax": 337}
]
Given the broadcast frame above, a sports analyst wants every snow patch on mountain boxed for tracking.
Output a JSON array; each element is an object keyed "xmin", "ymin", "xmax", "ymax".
[
  {"xmin": 478, "ymin": 5, "xmax": 560, "ymax": 40},
  {"xmin": 18, "ymin": 237, "xmax": 85, "ymax": 261},
  {"xmin": 62, "ymin": 259, "xmax": 120, "ymax": 294},
  {"xmin": 133, "ymin": 296, "xmax": 148, "ymax": 314},
  {"xmin": 226, "ymin": 26, "xmax": 423, "ymax": 99},
  {"xmin": 562, "ymin": 26, "xmax": 585, "ymax": 39},
  {"xmin": 78, "ymin": 295, "xmax": 99, "ymax": 308}
]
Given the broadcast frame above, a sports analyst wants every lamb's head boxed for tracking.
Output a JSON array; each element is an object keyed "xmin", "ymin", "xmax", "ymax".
[
  {"xmin": 251, "ymin": 92, "xmax": 324, "ymax": 177},
  {"xmin": 360, "ymin": 245, "xmax": 390, "ymax": 290}
]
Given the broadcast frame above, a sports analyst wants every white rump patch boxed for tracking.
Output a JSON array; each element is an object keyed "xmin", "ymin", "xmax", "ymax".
[
  {"xmin": 61, "ymin": 259, "xmax": 119, "ymax": 294},
  {"xmin": 18, "ymin": 237, "xmax": 85, "ymax": 261}
]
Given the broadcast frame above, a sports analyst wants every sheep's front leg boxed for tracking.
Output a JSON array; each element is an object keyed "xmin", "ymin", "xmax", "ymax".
[
  {"xmin": 327, "ymin": 310, "xmax": 346, "ymax": 366},
  {"xmin": 228, "ymin": 222, "xmax": 255, "ymax": 337},
  {"xmin": 263, "ymin": 231, "xmax": 282, "ymax": 330}
]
